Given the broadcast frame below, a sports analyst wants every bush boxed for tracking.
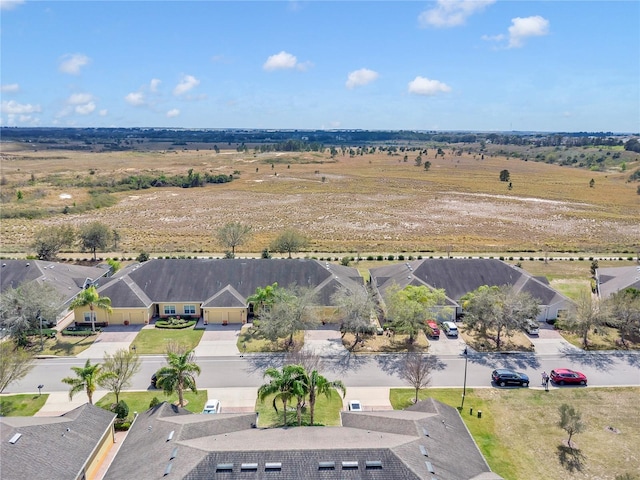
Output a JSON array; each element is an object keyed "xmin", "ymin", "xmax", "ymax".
[
  {"xmin": 114, "ymin": 400, "xmax": 129, "ymax": 419},
  {"xmin": 149, "ymin": 397, "xmax": 161, "ymax": 409},
  {"xmin": 114, "ymin": 421, "xmax": 131, "ymax": 431},
  {"xmin": 26, "ymin": 328, "xmax": 57, "ymax": 338},
  {"xmin": 155, "ymin": 318, "xmax": 196, "ymax": 329},
  {"xmin": 62, "ymin": 327, "xmax": 101, "ymax": 336},
  {"xmin": 387, "ymin": 255, "xmax": 395, "ymax": 261},
  {"xmin": 377, "ymin": 255, "xmax": 384, "ymax": 261}
]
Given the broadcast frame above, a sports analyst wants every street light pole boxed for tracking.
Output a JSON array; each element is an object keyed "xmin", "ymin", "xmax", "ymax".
[
  {"xmin": 37, "ymin": 310, "xmax": 43, "ymax": 352},
  {"xmin": 460, "ymin": 346, "xmax": 468, "ymax": 409}
]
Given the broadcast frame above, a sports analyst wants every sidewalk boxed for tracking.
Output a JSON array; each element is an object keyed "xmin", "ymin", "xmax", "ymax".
[{"xmin": 34, "ymin": 390, "xmax": 109, "ymax": 417}]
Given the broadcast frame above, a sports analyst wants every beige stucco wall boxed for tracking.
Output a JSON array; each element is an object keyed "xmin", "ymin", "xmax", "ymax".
[
  {"xmin": 158, "ymin": 302, "xmax": 202, "ymax": 318},
  {"xmin": 73, "ymin": 305, "xmax": 153, "ymax": 325},
  {"xmin": 84, "ymin": 423, "xmax": 115, "ymax": 480}
]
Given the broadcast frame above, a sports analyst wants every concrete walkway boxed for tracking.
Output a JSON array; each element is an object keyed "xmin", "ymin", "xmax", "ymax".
[
  {"xmin": 34, "ymin": 390, "xmax": 109, "ymax": 417},
  {"xmin": 301, "ymin": 326, "xmax": 346, "ymax": 356},
  {"xmin": 193, "ymin": 324, "xmax": 244, "ymax": 357},
  {"xmin": 76, "ymin": 325, "xmax": 143, "ymax": 359}
]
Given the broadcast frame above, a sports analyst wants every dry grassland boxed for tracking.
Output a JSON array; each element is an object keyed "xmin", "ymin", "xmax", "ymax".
[{"xmin": 1, "ymin": 144, "xmax": 638, "ymax": 256}]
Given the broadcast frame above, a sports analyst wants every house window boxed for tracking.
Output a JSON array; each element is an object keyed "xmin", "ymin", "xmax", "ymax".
[
  {"xmin": 164, "ymin": 305, "xmax": 176, "ymax": 315},
  {"xmin": 84, "ymin": 312, "xmax": 92, "ymax": 322},
  {"xmin": 184, "ymin": 305, "xmax": 196, "ymax": 315}
]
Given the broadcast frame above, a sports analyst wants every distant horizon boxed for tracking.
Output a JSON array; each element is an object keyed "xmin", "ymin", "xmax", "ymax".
[{"xmin": 2, "ymin": 1, "xmax": 638, "ymax": 132}]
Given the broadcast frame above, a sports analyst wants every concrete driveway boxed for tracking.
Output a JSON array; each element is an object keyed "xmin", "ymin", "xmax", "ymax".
[
  {"xmin": 529, "ymin": 322, "xmax": 580, "ymax": 355},
  {"xmin": 204, "ymin": 387, "xmax": 257, "ymax": 413},
  {"xmin": 76, "ymin": 325, "xmax": 143, "ymax": 358},
  {"xmin": 193, "ymin": 324, "xmax": 243, "ymax": 357},
  {"xmin": 302, "ymin": 326, "xmax": 345, "ymax": 356},
  {"xmin": 427, "ymin": 332, "xmax": 467, "ymax": 356},
  {"xmin": 342, "ymin": 387, "xmax": 392, "ymax": 411}
]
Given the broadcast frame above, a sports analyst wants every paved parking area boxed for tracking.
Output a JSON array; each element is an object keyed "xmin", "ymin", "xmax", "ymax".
[
  {"xmin": 426, "ymin": 332, "xmax": 467, "ymax": 355},
  {"xmin": 76, "ymin": 325, "xmax": 143, "ymax": 358}
]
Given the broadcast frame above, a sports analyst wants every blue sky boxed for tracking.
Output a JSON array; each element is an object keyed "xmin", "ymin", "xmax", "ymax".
[{"xmin": 1, "ymin": 0, "xmax": 638, "ymax": 132}]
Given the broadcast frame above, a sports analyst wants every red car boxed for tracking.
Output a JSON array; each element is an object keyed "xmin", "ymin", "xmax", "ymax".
[{"xmin": 550, "ymin": 369, "xmax": 587, "ymax": 386}]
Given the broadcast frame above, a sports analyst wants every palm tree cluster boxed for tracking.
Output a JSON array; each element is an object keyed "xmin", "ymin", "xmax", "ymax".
[{"xmin": 258, "ymin": 364, "xmax": 345, "ymax": 427}]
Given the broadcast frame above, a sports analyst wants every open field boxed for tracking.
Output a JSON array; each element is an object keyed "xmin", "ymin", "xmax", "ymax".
[
  {"xmin": 1, "ymin": 143, "xmax": 638, "ymax": 256},
  {"xmin": 391, "ymin": 387, "xmax": 640, "ymax": 480}
]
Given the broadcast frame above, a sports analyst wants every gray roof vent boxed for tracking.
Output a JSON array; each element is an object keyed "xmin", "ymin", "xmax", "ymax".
[
  {"xmin": 163, "ymin": 462, "xmax": 172, "ymax": 476},
  {"xmin": 423, "ymin": 427, "xmax": 430, "ymax": 436},
  {"xmin": 420, "ymin": 445, "xmax": 429, "ymax": 456},
  {"xmin": 166, "ymin": 430, "xmax": 174, "ymax": 442},
  {"xmin": 265, "ymin": 462, "xmax": 282, "ymax": 471},
  {"xmin": 426, "ymin": 461, "xmax": 435, "ymax": 473},
  {"xmin": 342, "ymin": 461, "xmax": 359, "ymax": 469},
  {"xmin": 318, "ymin": 461, "xmax": 335, "ymax": 470},
  {"xmin": 240, "ymin": 463, "xmax": 258, "ymax": 471},
  {"xmin": 170, "ymin": 447, "xmax": 178, "ymax": 460},
  {"xmin": 216, "ymin": 463, "xmax": 234, "ymax": 472},
  {"xmin": 9, "ymin": 433, "xmax": 22, "ymax": 444},
  {"xmin": 365, "ymin": 460, "xmax": 383, "ymax": 469}
]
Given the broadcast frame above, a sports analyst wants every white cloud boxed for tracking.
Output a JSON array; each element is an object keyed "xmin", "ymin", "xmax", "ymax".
[
  {"xmin": 99, "ymin": 109, "xmax": 108, "ymax": 117},
  {"xmin": 346, "ymin": 68, "xmax": 379, "ymax": 89},
  {"xmin": 166, "ymin": 109, "xmax": 180, "ymax": 118},
  {"xmin": 408, "ymin": 76, "xmax": 452, "ymax": 96},
  {"xmin": 508, "ymin": 16, "xmax": 550, "ymax": 48},
  {"xmin": 125, "ymin": 92, "xmax": 146, "ymax": 106},
  {"xmin": 75, "ymin": 102, "xmax": 96, "ymax": 115},
  {"xmin": 419, "ymin": 0, "xmax": 495, "ymax": 28},
  {"xmin": 58, "ymin": 53, "xmax": 91, "ymax": 75},
  {"xmin": 68, "ymin": 93, "xmax": 94, "ymax": 105},
  {"xmin": 173, "ymin": 74, "xmax": 200, "ymax": 96},
  {"xmin": 263, "ymin": 51, "xmax": 298, "ymax": 71},
  {"xmin": 150, "ymin": 78, "xmax": 161, "ymax": 92},
  {"xmin": 0, "ymin": 0, "xmax": 25, "ymax": 11},
  {"xmin": 1, "ymin": 83, "xmax": 19, "ymax": 93},
  {"xmin": 1, "ymin": 100, "xmax": 42, "ymax": 114}
]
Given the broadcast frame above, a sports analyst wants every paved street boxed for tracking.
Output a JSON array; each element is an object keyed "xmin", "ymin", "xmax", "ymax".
[{"xmin": 6, "ymin": 324, "xmax": 640, "ymax": 416}]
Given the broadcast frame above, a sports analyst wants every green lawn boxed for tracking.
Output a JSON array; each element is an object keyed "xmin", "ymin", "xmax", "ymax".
[
  {"xmin": 0, "ymin": 393, "xmax": 49, "ymax": 416},
  {"xmin": 131, "ymin": 327, "xmax": 204, "ymax": 354},
  {"xmin": 26, "ymin": 332, "xmax": 98, "ymax": 356},
  {"xmin": 390, "ymin": 387, "xmax": 640, "ymax": 480},
  {"xmin": 255, "ymin": 389, "xmax": 343, "ymax": 427},
  {"xmin": 96, "ymin": 390, "xmax": 207, "ymax": 419}
]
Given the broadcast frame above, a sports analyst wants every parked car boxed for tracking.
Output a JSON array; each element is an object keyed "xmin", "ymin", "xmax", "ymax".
[
  {"xmin": 203, "ymin": 399, "xmax": 221, "ymax": 414},
  {"xmin": 524, "ymin": 319, "xmax": 540, "ymax": 335},
  {"xmin": 442, "ymin": 321, "xmax": 458, "ymax": 337},
  {"xmin": 150, "ymin": 373, "xmax": 158, "ymax": 388},
  {"xmin": 550, "ymin": 368, "xmax": 587, "ymax": 386},
  {"xmin": 425, "ymin": 320, "xmax": 440, "ymax": 338},
  {"xmin": 348, "ymin": 400, "xmax": 363, "ymax": 412},
  {"xmin": 491, "ymin": 369, "xmax": 530, "ymax": 387}
]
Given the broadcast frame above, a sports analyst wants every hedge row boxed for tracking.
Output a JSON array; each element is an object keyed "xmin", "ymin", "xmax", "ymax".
[
  {"xmin": 62, "ymin": 328, "xmax": 101, "ymax": 336},
  {"xmin": 155, "ymin": 320, "xmax": 196, "ymax": 329}
]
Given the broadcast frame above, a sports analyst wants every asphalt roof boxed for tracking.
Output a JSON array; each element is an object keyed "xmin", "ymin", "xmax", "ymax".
[
  {"xmin": 0, "ymin": 403, "xmax": 116, "ymax": 480},
  {"xmin": 97, "ymin": 258, "xmax": 364, "ymax": 308},
  {"xmin": 0, "ymin": 259, "xmax": 109, "ymax": 305},
  {"xmin": 104, "ymin": 400, "xmax": 501, "ymax": 480},
  {"xmin": 597, "ymin": 265, "xmax": 640, "ymax": 298}
]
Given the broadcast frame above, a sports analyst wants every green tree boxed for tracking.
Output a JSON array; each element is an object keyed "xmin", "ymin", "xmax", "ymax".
[
  {"xmin": 423, "ymin": 161, "xmax": 431, "ymax": 171},
  {"xmin": 606, "ymin": 288, "xmax": 640, "ymax": 348},
  {"xmin": 257, "ymin": 286, "xmax": 318, "ymax": 348},
  {"xmin": 0, "ymin": 342, "xmax": 35, "ymax": 393},
  {"xmin": 270, "ymin": 229, "xmax": 308, "ymax": 258},
  {"xmin": 216, "ymin": 221, "xmax": 252, "ymax": 257},
  {"xmin": 247, "ymin": 282, "xmax": 280, "ymax": 316},
  {"xmin": 99, "ymin": 348, "xmax": 141, "ymax": 404},
  {"xmin": 61, "ymin": 359, "xmax": 108, "ymax": 405},
  {"xmin": 79, "ymin": 222, "xmax": 113, "ymax": 260},
  {"xmin": 68, "ymin": 285, "xmax": 112, "ymax": 333},
  {"xmin": 400, "ymin": 353, "xmax": 433, "ymax": 404},
  {"xmin": 155, "ymin": 350, "xmax": 201, "ymax": 408},
  {"xmin": 414, "ymin": 155, "xmax": 422, "ymax": 167},
  {"xmin": 461, "ymin": 285, "xmax": 540, "ymax": 350},
  {"xmin": 257, "ymin": 364, "xmax": 307, "ymax": 427},
  {"xmin": 32, "ymin": 225, "xmax": 76, "ymax": 261},
  {"xmin": 558, "ymin": 403, "xmax": 586, "ymax": 449},
  {"xmin": 0, "ymin": 282, "xmax": 64, "ymax": 346},
  {"xmin": 385, "ymin": 284, "xmax": 447, "ymax": 343},
  {"xmin": 499, "ymin": 169, "xmax": 510, "ymax": 182},
  {"xmin": 331, "ymin": 285, "xmax": 376, "ymax": 350},
  {"xmin": 306, "ymin": 369, "xmax": 345, "ymax": 426},
  {"xmin": 562, "ymin": 291, "xmax": 607, "ymax": 350}
]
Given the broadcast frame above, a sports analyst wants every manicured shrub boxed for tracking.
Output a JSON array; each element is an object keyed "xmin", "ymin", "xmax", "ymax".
[
  {"xmin": 114, "ymin": 421, "xmax": 131, "ymax": 431},
  {"xmin": 149, "ymin": 397, "xmax": 161, "ymax": 409},
  {"xmin": 387, "ymin": 255, "xmax": 395, "ymax": 261},
  {"xmin": 114, "ymin": 400, "xmax": 129, "ymax": 419}
]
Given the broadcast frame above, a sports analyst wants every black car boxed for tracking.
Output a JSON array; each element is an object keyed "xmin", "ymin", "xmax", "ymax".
[
  {"xmin": 491, "ymin": 369, "xmax": 530, "ymax": 387},
  {"xmin": 150, "ymin": 373, "xmax": 157, "ymax": 388}
]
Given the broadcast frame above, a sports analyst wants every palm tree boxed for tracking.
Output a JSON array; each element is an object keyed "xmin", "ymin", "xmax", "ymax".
[
  {"xmin": 69, "ymin": 285, "xmax": 112, "ymax": 333},
  {"xmin": 61, "ymin": 359, "xmax": 109, "ymax": 405},
  {"xmin": 307, "ymin": 370, "xmax": 346, "ymax": 426},
  {"xmin": 155, "ymin": 350, "xmax": 201, "ymax": 407},
  {"xmin": 257, "ymin": 364, "xmax": 307, "ymax": 427}
]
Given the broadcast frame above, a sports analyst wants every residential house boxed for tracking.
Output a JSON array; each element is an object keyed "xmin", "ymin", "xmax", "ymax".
[
  {"xmin": 104, "ymin": 400, "xmax": 503, "ymax": 480},
  {"xmin": 0, "ymin": 403, "xmax": 116, "ymax": 480},
  {"xmin": 73, "ymin": 258, "xmax": 364, "ymax": 326},
  {"xmin": 595, "ymin": 265, "xmax": 640, "ymax": 299},
  {"xmin": 370, "ymin": 258, "xmax": 574, "ymax": 322}
]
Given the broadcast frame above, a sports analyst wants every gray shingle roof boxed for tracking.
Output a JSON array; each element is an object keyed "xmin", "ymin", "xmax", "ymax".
[
  {"xmin": 105, "ymin": 400, "xmax": 501, "ymax": 480},
  {"xmin": 0, "ymin": 403, "xmax": 116, "ymax": 480},
  {"xmin": 596, "ymin": 265, "xmax": 640, "ymax": 298},
  {"xmin": 0, "ymin": 260, "xmax": 109, "ymax": 305},
  {"xmin": 99, "ymin": 259, "xmax": 364, "ymax": 308}
]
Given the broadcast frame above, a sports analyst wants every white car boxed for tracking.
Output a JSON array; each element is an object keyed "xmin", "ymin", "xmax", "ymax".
[
  {"xmin": 442, "ymin": 321, "xmax": 458, "ymax": 337},
  {"xmin": 348, "ymin": 400, "xmax": 363, "ymax": 412},
  {"xmin": 524, "ymin": 320, "xmax": 540, "ymax": 335},
  {"xmin": 203, "ymin": 399, "xmax": 221, "ymax": 414}
]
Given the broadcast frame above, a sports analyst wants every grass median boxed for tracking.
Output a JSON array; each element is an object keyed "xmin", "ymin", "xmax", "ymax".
[{"xmin": 391, "ymin": 387, "xmax": 640, "ymax": 480}]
